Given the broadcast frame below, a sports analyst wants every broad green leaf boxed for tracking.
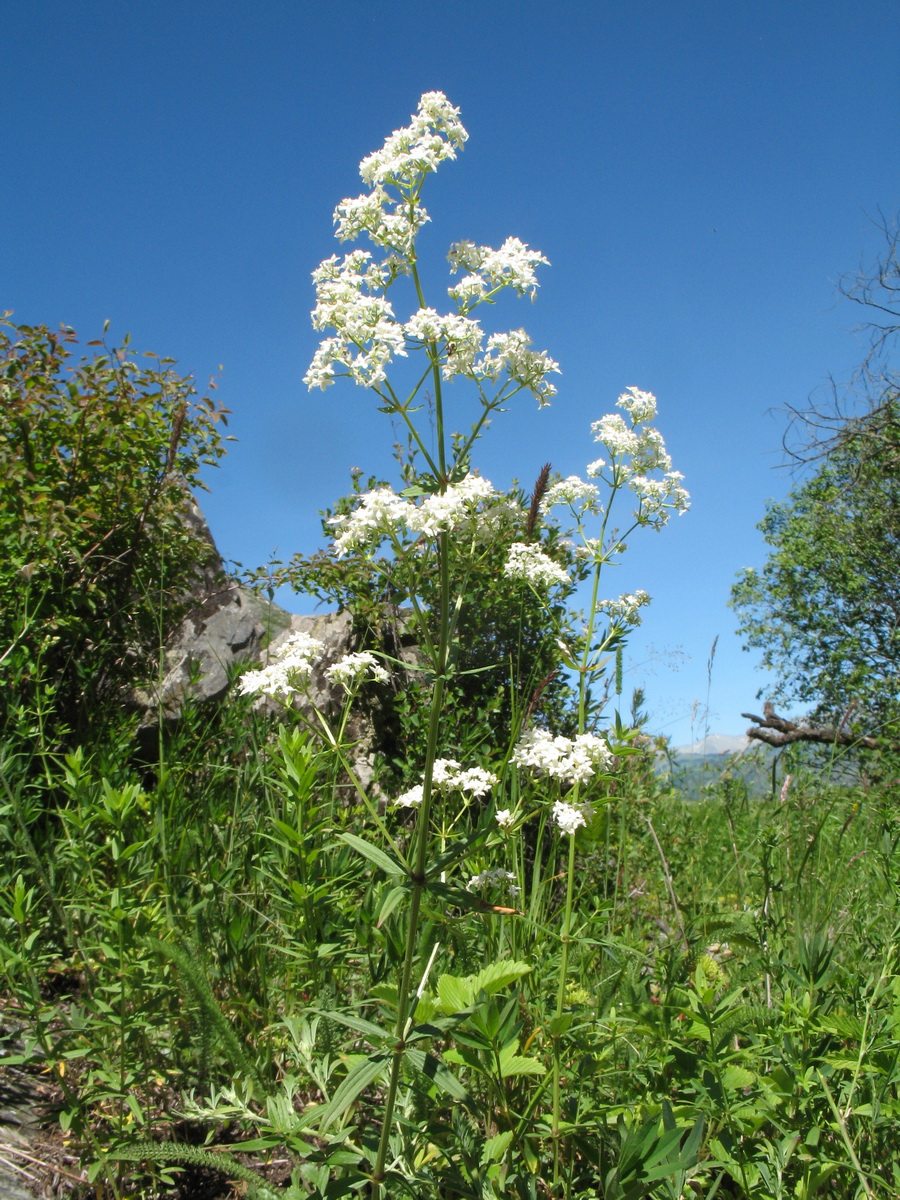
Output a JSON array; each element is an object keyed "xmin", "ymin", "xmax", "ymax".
[
  {"xmin": 482, "ymin": 1130, "xmax": 514, "ymax": 1162},
  {"xmin": 498, "ymin": 1040, "xmax": 545, "ymax": 1078}
]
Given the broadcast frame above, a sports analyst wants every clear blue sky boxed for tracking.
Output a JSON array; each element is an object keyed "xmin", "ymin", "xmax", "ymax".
[{"xmin": 5, "ymin": 0, "xmax": 899, "ymax": 745}]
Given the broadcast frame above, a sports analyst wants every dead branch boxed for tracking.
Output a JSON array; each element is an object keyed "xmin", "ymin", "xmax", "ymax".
[{"xmin": 742, "ymin": 701, "xmax": 881, "ymax": 750}]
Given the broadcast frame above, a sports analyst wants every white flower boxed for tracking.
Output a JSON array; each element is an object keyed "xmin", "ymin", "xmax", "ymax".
[
  {"xmin": 616, "ymin": 387, "xmax": 658, "ymax": 424},
  {"xmin": 467, "ymin": 868, "xmax": 520, "ymax": 896},
  {"xmin": 325, "ymin": 651, "xmax": 389, "ymax": 690},
  {"xmin": 599, "ymin": 590, "xmax": 652, "ymax": 627},
  {"xmin": 629, "ymin": 472, "xmax": 690, "ymax": 529},
  {"xmin": 394, "ymin": 784, "xmax": 424, "ymax": 808},
  {"xmin": 328, "ymin": 486, "xmax": 410, "ymax": 556},
  {"xmin": 512, "ymin": 728, "xmax": 611, "ymax": 785},
  {"xmin": 406, "ymin": 474, "xmax": 497, "ymax": 538},
  {"xmin": 304, "ymin": 251, "xmax": 407, "ymax": 389},
  {"xmin": 540, "ymin": 476, "xmax": 601, "ymax": 514},
  {"xmin": 432, "ymin": 758, "xmax": 498, "ymax": 796},
  {"xmin": 474, "ymin": 329, "xmax": 559, "ymax": 406},
  {"xmin": 403, "ymin": 308, "xmax": 484, "ymax": 379},
  {"xmin": 333, "ymin": 187, "xmax": 429, "ymax": 256},
  {"xmin": 359, "ymin": 91, "xmax": 468, "ymax": 188},
  {"xmin": 591, "ymin": 413, "xmax": 640, "ymax": 457},
  {"xmin": 551, "ymin": 800, "xmax": 590, "ymax": 836},
  {"xmin": 585, "ymin": 457, "xmax": 606, "ymax": 478},
  {"xmin": 504, "ymin": 542, "xmax": 570, "ymax": 589},
  {"xmin": 452, "ymin": 766, "xmax": 499, "ymax": 797},
  {"xmin": 495, "ymin": 808, "xmax": 514, "ymax": 829},
  {"xmin": 448, "ymin": 237, "xmax": 549, "ymax": 305},
  {"xmin": 237, "ymin": 632, "xmax": 325, "ymax": 701}
]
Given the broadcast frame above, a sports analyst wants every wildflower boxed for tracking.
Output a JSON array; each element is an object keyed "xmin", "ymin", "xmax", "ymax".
[
  {"xmin": 467, "ymin": 868, "xmax": 520, "ymax": 896},
  {"xmin": 495, "ymin": 808, "xmax": 514, "ymax": 829},
  {"xmin": 512, "ymin": 728, "xmax": 611, "ymax": 785},
  {"xmin": 540, "ymin": 475, "xmax": 601, "ymax": 514},
  {"xmin": 591, "ymin": 413, "xmax": 640, "ymax": 457},
  {"xmin": 405, "ymin": 474, "xmax": 497, "ymax": 538},
  {"xmin": 504, "ymin": 542, "xmax": 570, "ymax": 588},
  {"xmin": 474, "ymin": 329, "xmax": 559, "ymax": 406},
  {"xmin": 448, "ymin": 236, "xmax": 549, "ymax": 305},
  {"xmin": 328, "ymin": 485, "xmax": 410, "ymax": 556},
  {"xmin": 433, "ymin": 758, "xmax": 498, "ymax": 796},
  {"xmin": 325, "ymin": 651, "xmax": 389, "ymax": 690},
  {"xmin": 237, "ymin": 632, "xmax": 325, "ymax": 701},
  {"xmin": 616, "ymin": 386, "xmax": 658, "ymax": 424},
  {"xmin": 599, "ymin": 590, "xmax": 652, "ymax": 627},
  {"xmin": 303, "ymin": 251, "xmax": 407, "ymax": 389},
  {"xmin": 359, "ymin": 91, "xmax": 468, "ymax": 188},
  {"xmin": 403, "ymin": 308, "xmax": 484, "ymax": 379},
  {"xmin": 394, "ymin": 784, "xmax": 424, "ymax": 808},
  {"xmin": 551, "ymin": 800, "xmax": 589, "ymax": 835}
]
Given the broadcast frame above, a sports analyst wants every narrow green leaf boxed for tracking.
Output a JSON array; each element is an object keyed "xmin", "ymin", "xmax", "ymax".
[
  {"xmin": 337, "ymin": 832, "xmax": 406, "ymax": 878},
  {"xmin": 317, "ymin": 1053, "xmax": 390, "ymax": 1132},
  {"xmin": 405, "ymin": 1047, "xmax": 470, "ymax": 1101}
]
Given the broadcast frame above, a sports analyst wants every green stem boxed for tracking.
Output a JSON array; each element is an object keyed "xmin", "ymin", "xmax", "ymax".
[
  {"xmin": 370, "ymin": 441, "xmax": 452, "ymax": 1194},
  {"xmin": 551, "ymin": 827, "xmax": 577, "ymax": 1191}
]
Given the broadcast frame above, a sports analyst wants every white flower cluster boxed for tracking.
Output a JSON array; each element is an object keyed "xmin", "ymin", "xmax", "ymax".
[
  {"xmin": 359, "ymin": 91, "xmax": 468, "ymax": 188},
  {"xmin": 467, "ymin": 868, "xmax": 520, "ymax": 896},
  {"xmin": 448, "ymin": 237, "xmax": 549, "ymax": 306},
  {"xmin": 304, "ymin": 251, "xmax": 406, "ymax": 389},
  {"xmin": 325, "ymin": 651, "xmax": 389, "ymax": 691},
  {"xmin": 589, "ymin": 389, "xmax": 690, "ymax": 530},
  {"xmin": 512, "ymin": 728, "xmax": 611, "ymax": 785},
  {"xmin": 504, "ymin": 542, "xmax": 570, "ymax": 589},
  {"xmin": 404, "ymin": 307, "xmax": 484, "ymax": 379},
  {"xmin": 617, "ymin": 386, "xmax": 658, "ymax": 423},
  {"xmin": 551, "ymin": 800, "xmax": 590, "ymax": 836},
  {"xmin": 393, "ymin": 758, "xmax": 499, "ymax": 808},
  {"xmin": 432, "ymin": 758, "xmax": 498, "ymax": 796},
  {"xmin": 237, "ymin": 632, "xmax": 325, "ymax": 701},
  {"xmin": 304, "ymin": 92, "xmax": 560, "ymax": 407},
  {"xmin": 598, "ymin": 590, "xmax": 652, "ymax": 627},
  {"xmin": 328, "ymin": 474, "xmax": 498, "ymax": 556},
  {"xmin": 474, "ymin": 329, "xmax": 559, "ymax": 407},
  {"xmin": 540, "ymin": 475, "xmax": 602, "ymax": 515}
]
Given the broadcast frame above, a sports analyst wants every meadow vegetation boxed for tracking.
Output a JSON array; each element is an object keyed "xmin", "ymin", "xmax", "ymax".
[{"xmin": 2, "ymin": 95, "xmax": 899, "ymax": 1200}]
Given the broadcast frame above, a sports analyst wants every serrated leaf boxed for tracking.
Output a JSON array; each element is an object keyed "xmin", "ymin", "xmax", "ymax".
[
  {"xmin": 438, "ymin": 974, "xmax": 472, "ymax": 1013},
  {"xmin": 720, "ymin": 1064, "xmax": 755, "ymax": 1090},
  {"xmin": 482, "ymin": 1130, "xmax": 514, "ymax": 1162},
  {"xmin": 498, "ymin": 1041, "xmax": 545, "ymax": 1078},
  {"xmin": 470, "ymin": 960, "xmax": 532, "ymax": 996}
]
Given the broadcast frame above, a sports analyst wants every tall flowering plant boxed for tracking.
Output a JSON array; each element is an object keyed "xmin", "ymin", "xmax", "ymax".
[{"xmin": 241, "ymin": 92, "xmax": 689, "ymax": 1197}]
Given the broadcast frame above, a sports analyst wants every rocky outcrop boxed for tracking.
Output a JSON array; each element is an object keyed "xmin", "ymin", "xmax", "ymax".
[{"xmin": 130, "ymin": 496, "xmax": 392, "ymax": 785}]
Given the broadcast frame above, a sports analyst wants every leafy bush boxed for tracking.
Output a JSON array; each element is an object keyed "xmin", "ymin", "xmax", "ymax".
[{"xmin": 0, "ymin": 316, "xmax": 230, "ymax": 745}]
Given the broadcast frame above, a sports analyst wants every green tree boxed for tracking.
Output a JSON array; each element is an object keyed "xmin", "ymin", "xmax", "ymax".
[
  {"xmin": 732, "ymin": 217, "xmax": 900, "ymax": 735},
  {"xmin": 0, "ymin": 316, "xmax": 230, "ymax": 746}
]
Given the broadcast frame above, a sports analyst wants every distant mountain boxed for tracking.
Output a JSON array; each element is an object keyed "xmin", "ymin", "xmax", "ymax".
[{"xmin": 670, "ymin": 733, "xmax": 751, "ymax": 757}]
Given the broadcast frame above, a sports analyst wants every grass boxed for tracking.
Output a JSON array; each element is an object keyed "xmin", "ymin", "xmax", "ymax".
[{"xmin": 2, "ymin": 685, "xmax": 899, "ymax": 1200}]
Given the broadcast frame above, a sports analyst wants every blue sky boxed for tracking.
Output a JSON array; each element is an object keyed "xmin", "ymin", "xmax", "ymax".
[{"xmin": 4, "ymin": 0, "xmax": 899, "ymax": 745}]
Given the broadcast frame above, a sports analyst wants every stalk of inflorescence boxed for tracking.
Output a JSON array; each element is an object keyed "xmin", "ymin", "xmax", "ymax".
[
  {"xmin": 292, "ymin": 92, "xmax": 694, "ymax": 1193},
  {"xmin": 533, "ymin": 396, "xmax": 689, "ymax": 1189},
  {"xmin": 299, "ymin": 92, "xmax": 563, "ymax": 1190}
]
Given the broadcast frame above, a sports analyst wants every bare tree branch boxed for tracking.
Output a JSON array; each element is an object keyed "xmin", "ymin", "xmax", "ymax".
[{"xmin": 742, "ymin": 701, "xmax": 882, "ymax": 750}]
